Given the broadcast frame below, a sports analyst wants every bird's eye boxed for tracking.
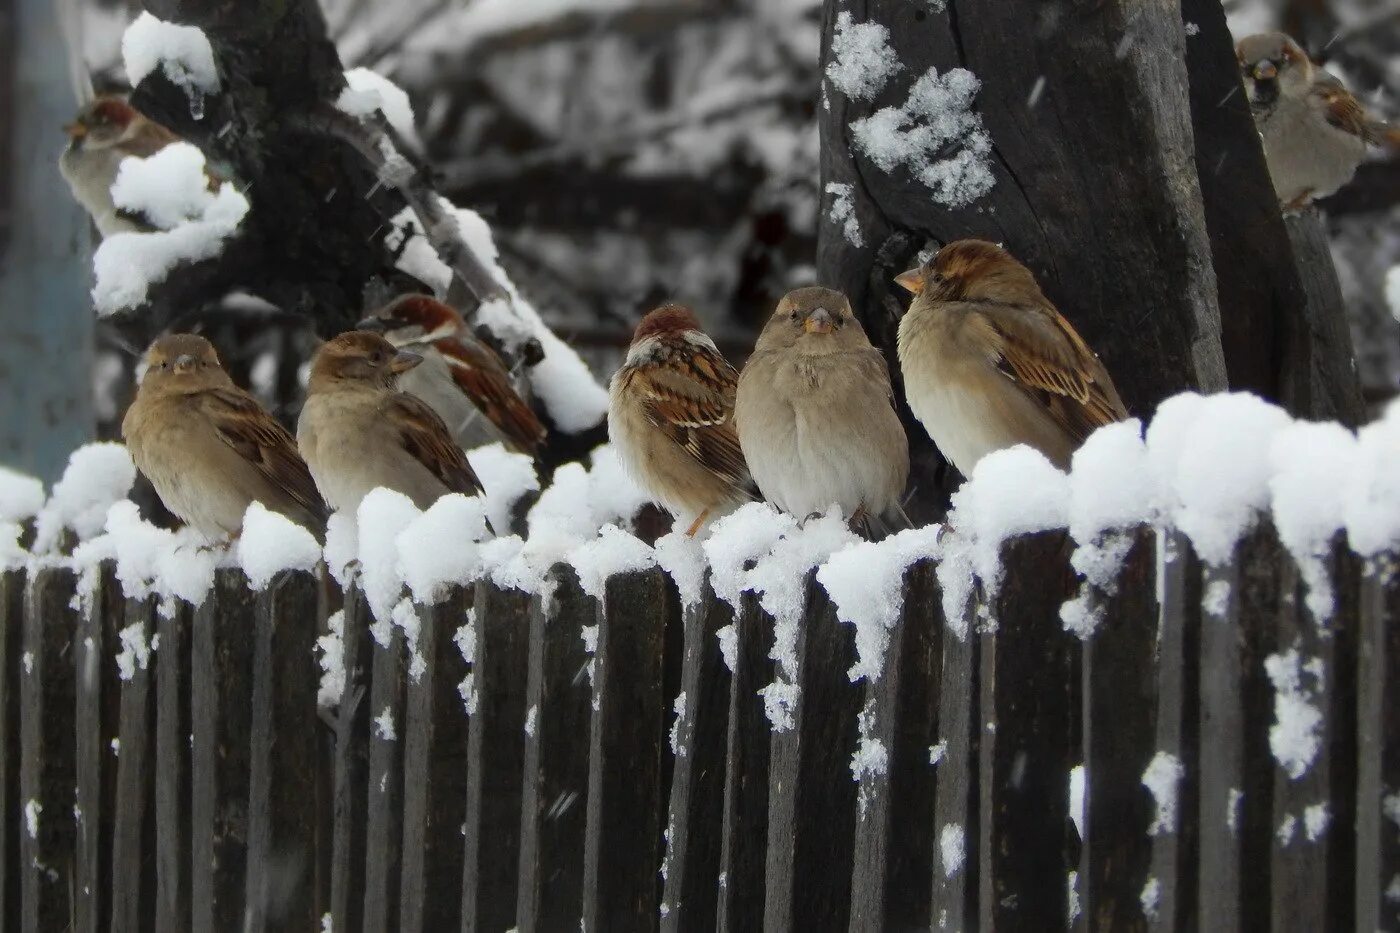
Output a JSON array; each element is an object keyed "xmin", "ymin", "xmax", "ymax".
[{"xmin": 789, "ymin": 311, "xmax": 800, "ymax": 322}]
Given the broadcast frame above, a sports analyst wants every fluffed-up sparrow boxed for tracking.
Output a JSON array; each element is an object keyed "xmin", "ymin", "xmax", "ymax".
[
  {"xmin": 609, "ymin": 303, "xmax": 751, "ymax": 536},
  {"xmin": 895, "ymin": 239, "xmax": 1128, "ymax": 478},
  {"xmin": 735, "ymin": 287, "xmax": 909, "ymax": 529},
  {"xmin": 122, "ymin": 334, "xmax": 328, "ymax": 539},
  {"xmin": 298, "ymin": 331, "xmax": 486, "ymax": 514}
]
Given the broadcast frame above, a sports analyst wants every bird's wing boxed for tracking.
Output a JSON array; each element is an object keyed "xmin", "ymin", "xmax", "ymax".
[
  {"xmin": 974, "ymin": 301, "xmax": 1129, "ymax": 444},
  {"xmin": 624, "ymin": 339, "xmax": 749, "ymax": 489},
  {"xmin": 199, "ymin": 387, "xmax": 329, "ymax": 524},
  {"xmin": 1311, "ymin": 75, "xmax": 1386, "ymax": 144},
  {"xmin": 384, "ymin": 391, "xmax": 486, "ymax": 496},
  {"xmin": 435, "ymin": 338, "xmax": 547, "ymax": 454}
]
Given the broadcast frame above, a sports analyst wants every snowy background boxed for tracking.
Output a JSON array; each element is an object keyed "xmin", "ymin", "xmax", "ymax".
[{"xmin": 71, "ymin": 0, "xmax": 1400, "ymax": 436}]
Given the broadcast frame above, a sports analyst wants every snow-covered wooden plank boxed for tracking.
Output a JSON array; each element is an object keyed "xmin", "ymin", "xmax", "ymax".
[
  {"xmin": 515, "ymin": 566, "xmax": 592, "ymax": 930},
  {"xmin": 330, "ymin": 584, "xmax": 372, "ymax": 933},
  {"xmin": 244, "ymin": 569, "xmax": 320, "ymax": 930},
  {"xmin": 154, "ymin": 598, "xmax": 193, "ymax": 932},
  {"xmin": 660, "ymin": 578, "xmax": 732, "ymax": 930},
  {"xmin": 931, "ymin": 575, "xmax": 978, "ymax": 933},
  {"xmin": 74, "ymin": 562, "xmax": 121, "ymax": 933},
  {"xmin": 111, "ymin": 596, "xmax": 157, "ymax": 930},
  {"xmin": 361, "ymin": 618, "xmax": 407, "ymax": 932},
  {"xmin": 1354, "ymin": 554, "xmax": 1399, "ymax": 931},
  {"xmin": 0, "ymin": 569, "xmax": 21, "ymax": 926},
  {"xmin": 848, "ymin": 559, "xmax": 940, "ymax": 930},
  {"xmin": 459, "ymin": 581, "xmax": 527, "ymax": 932}
]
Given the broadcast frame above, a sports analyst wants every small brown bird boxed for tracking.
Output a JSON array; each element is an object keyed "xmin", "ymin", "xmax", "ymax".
[
  {"xmin": 609, "ymin": 303, "xmax": 751, "ymax": 536},
  {"xmin": 356, "ymin": 295, "xmax": 546, "ymax": 455},
  {"xmin": 1236, "ymin": 32, "xmax": 1399, "ymax": 209},
  {"xmin": 122, "ymin": 334, "xmax": 328, "ymax": 539},
  {"xmin": 895, "ymin": 239, "xmax": 1128, "ymax": 478},
  {"xmin": 735, "ymin": 287, "xmax": 909, "ymax": 528},
  {"xmin": 59, "ymin": 96, "xmax": 187, "ymax": 236},
  {"xmin": 298, "ymin": 331, "xmax": 486, "ymax": 514}
]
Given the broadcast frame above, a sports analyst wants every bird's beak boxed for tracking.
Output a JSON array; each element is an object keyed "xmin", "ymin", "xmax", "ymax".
[
  {"xmin": 803, "ymin": 308, "xmax": 835, "ymax": 335},
  {"xmin": 389, "ymin": 350, "xmax": 423, "ymax": 374},
  {"xmin": 355, "ymin": 315, "xmax": 388, "ymax": 333},
  {"xmin": 173, "ymin": 354, "xmax": 195, "ymax": 372},
  {"xmin": 1252, "ymin": 60, "xmax": 1278, "ymax": 81},
  {"xmin": 895, "ymin": 268, "xmax": 923, "ymax": 294},
  {"xmin": 63, "ymin": 122, "xmax": 86, "ymax": 140}
]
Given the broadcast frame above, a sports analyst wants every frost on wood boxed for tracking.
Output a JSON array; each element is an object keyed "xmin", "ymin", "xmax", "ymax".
[
  {"xmin": 1142, "ymin": 751, "xmax": 1184, "ymax": 836},
  {"xmin": 824, "ymin": 182, "xmax": 863, "ymax": 248},
  {"xmin": 237, "ymin": 502, "xmax": 321, "ymax": 591},
  {"xmin": 122, "ymin": 12, "xmax": 220, "ymax": 97},
  {"xmin": 94, "ymin": 147, "xmax": 250, "ymax": 315},
  {"xmin": 850, "ymin": 66, "xmax": 995, "ymax": 208},
  {"xmin": 938, "ymin": 823, "xmax": 965, "ymax": 878},
  {"xmin": 825, "ymin": 13, "xmax": 901, "ymax": 101},
  {"xmin": 1264, "ymin": 649, "xmax": 1325, "ymax": 780},
  {"xmin": 33, "ymin": 443, "xmax": 136, "ymax": 553}
]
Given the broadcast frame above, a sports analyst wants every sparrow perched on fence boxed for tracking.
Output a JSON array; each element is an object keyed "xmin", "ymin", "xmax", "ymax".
[
  {"xmin": 59, "ymin": 96, "xmax": 194, "ymax": 236},
  {"xmin": 895, "ymin": 239, "xmax": 1128, "ymax": 478},
  {"xmin": 356, "ymin": 295, "xmax": 546, "ymax": 456},
  {"xmin": 609, "ymin": 303, "xmax": 751, "ymax": 536},
  {"xmin": 298, "ymin": 331, "xmax": 486, "ymax": 514},
  {"xmin": 122, "ymin": 334, "xmax": 328, "ymax": 539},
  {"xmin": 1236, "ymin": 32, "xmax": 1399, "ymax": 210},
  {"xmin": 735, "ymin": 287, "xmax": 909, "ymax": 531}
]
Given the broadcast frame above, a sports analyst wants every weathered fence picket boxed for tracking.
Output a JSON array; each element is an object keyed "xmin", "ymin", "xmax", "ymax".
[{"xmin": 1, "ymin": 520, "xmax": 1395, "ymax": 932}]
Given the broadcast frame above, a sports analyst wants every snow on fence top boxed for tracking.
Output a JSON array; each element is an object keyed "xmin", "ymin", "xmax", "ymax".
[{"xmin": 3, "ymin": 392, "xmax": 1398, "ymax": 699}]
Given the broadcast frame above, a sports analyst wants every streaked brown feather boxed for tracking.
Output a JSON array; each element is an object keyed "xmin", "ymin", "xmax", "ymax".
[
  {"xmin": 199, "ymin": 386, "xmax": 328, "ymax": 524},
  {"xmin": 435, "ymin": 337, "xmax": 547, "ymax": 454},
  {"xmin": 385, "ymin": 392, "xmax": 486, "ymax": 496}
]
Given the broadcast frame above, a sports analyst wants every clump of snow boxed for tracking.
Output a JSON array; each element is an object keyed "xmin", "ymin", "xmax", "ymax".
[
  {"xmin": 356, "ymin": 489, "xmax": 420, "ymax": 620},
  {"xmin": 1068, "ymin": 871, "xmax": 1081, "ymax": 924},
  {"xmin": 716, "ymin": 623, "xmax": 738, "ymax": 673},
  {"xmin": 24, "ymin": 800, "xmax": 40, "ymax": 839},
  {"xmin": 115, "ymin": 623, "xmax": 152, "ymax": 681},
  {"xmin": 1344, "ymin": 400, "xmax": 1400, "ymax": 557},
  {"xmin": 1142, "ymin": 751, "xmax": 1184, "ymax": 835},
  {"xmin": 1147, "ymin": 393, "xmax": 1291, "ymax": 565},
  {"xmin": 825, "ymin": 182, "xmax": 864, "ymax": 248},
  {"xmin": 1304, "ymin": 802, "xmax": 1329, "ymax": 841},
  {"xmin": 373, "ymin": 706, "xmax": 396, "ymax": 741},
  {"xmin": 653, "ymin": 531, "xmax": 707, "ymax": 609},
  {"xmin": 110, "ymin": 143, "xmax": 220, "ymax": 231},
  {"xmin": 825, "ymin": 13, "xmax": 901, "ymax": 101},
  {"xmin": 1203, "ymin": 578, "xmax": 1231, "ymax": 618},
  {"xmin": 759, "ymin": 680, "xmax": 802, "ymax": 733},
  {"xmin": 1385, "ymin": 265, "xmax": 1400, "ymax": 324},
  {"xmin": 1385, "ymin": 791, "xmax": 1400, "ymax": 829},
  {"xmin": 392, "ymin": 598, "xmax": 426, "ymax": 683},
  {"xmin": 0, "ymin": 523, "xmax": 26, "ymax": 572},
  {"xmin": 459, "ymin": 671, "xmax": 478, "ymax": 716},
  {"xmin": 454, "ymin": 609, "xmax": 476, "ymax": 666},
  {"xmin": 1070, "ymin": 765, "xmax": 1086, "ymax": 839},
  {"xmin": 1140, "ymin": 877, "xmax": 1161, "ymax": 921},
  {"xmin": 703, "ymin": 503, "xmax": 797, "ymax": 609},
  {"xmin": 819, "ymin": 525, "xmax": 940, "ymax": 681},
  {"xmin": 939, "ymin": 823, "xmax": 966, "ymax": 878},
  {"xmin": 338, "ymin": 68, "xmax": 418, "ymax": 144},
  {"xmin": 938, "ymin": 446, "xmax": 1069, "ymax": 633},
  {"xmin": 72, "ymin": 501, "xmax": 218, "ymax": 613},
  {"xmin": 524, "ymin": 705, "xmax": 537, "ymax": 737},
  {"xmin": 1277, "ymin": 813, "xmax": 1297, "ymax": 846},
  {"xmin": 669, "ymin": 692, "xmax": 687, "ymax": 757},
  {"xmin": 850, "ymin": 701, "xmax": 889, "ymax": 820},
  {"xmin": 0, "ymin": 467, "xmax": 45, "ymax": 524},
  {"xmin": 1228, "ymin": 787, "xmax": 1244, "ymax": 834},
  {"xmin": 1264, "ymin": 649, "xmax": 1324, "ymax": 779},
  {"xmin": 122, "ymin": 12, "xmax": 219, "ymax": 96},
  {"xmin": 850, "ymin": 66, "xmax": 995, "ymax": 207},
  {"xmin": 929, "ymin": 742, "xmax": 946, "ymax": 766},
  {"xmin": 1268, "ymin": 421, "xmax": 1355, "ymax": 621},
  {"xmin": 33, "ymin": 443, "xmax": 136, "ymax": 552},
  {"xmin": 569, "ymin": 524, "xmax": 655, "ymax": 601},
  {"xmin": 316, "ymin": 610, "xmax": 346, "ymax": 709},
  {"xmin": 396, "ymin": 494, "xmax": 489, "ymax": 604},
  {"xmin": 468, "ymin": 443, "xmax": 540, "ymax": 534},
  {"xmin": 237, "ymin": 503, "xmax": 321, "ymax": 590},
  {"xmin": 323, "ymin": 512, "xmax": 358, "ymax": 588},
  {"xmin": 94, "ymin": 175, "xmax": 249, "ymax": 315}
]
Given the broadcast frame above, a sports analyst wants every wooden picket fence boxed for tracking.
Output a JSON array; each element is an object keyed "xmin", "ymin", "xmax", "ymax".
[{"xmin": 0, "ymin": 524, "xmax": 1396, "ymax": 932}]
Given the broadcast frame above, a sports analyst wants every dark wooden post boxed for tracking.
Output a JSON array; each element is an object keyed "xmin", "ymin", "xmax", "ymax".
[
  {"xmin": 458, "ymin": 581, "xmax": 529, "ymax": 931},
  {"xmin": 1078, "ymin": 531, "xmax": 1158, "ymax": 930},
  {"xmin": 1147, "ymin": 531, "xmax": 1202, "ymax": 930},
  {"xmin": 400, "ymin": 590, "xmax": 475, "ymax": 931},
  {"xmin": 1195, "ymin": 528, "xmax": 1279, "ymax": 932},
  {"xmin": 154, "ymin": 600, "xmax": 193, "ymax": 932},
  {"xmin": 930, "ymin": 575, "xmax": 978, "ymax": 933},
  {"xmin": 361, "ymin": 615, "xmax": 407, "ymax": 932},
  {"xmin": 516, "ymin": 566, "xmax": 594, "ymax": 931},
  {"xmin": 582, "ymin": 569, "xmax": 675, "ymax": 932},
  {"xmin": 330, "ymin": 584, "xmax": 372, "ymax": 933},
  {"xmin": 191, "ymin": 568, "xmax": 257, "ymax": 931},
  {"xmin": 111, "ymin": 596, "xmax": 158, "ymax": 932},
  {"xmin": 74, "ymin": 563, "xmax": 122, "ymax": 933},
  {"xmin": 20, "ymin": 567, "xmax": 80, "ymax": 932},
  {"xmin": 1356, "ymin": 553, "xmax": 1400, "ymax": 930},
  {"xmin": 1, "ymin": 568, "xmax": 25, "ymax": 927},
  {"xmin": 244, "ymin": 570, "xmax": 321, "ymax": 931},
  {"xmin": 716, "ymin": 593, "xmax": 773, "ymax": 933},
  {"xmin": 977, "ymin": 532, "xmax": 1079, "ymax": 928},
  {"xmin": 847, "ymin": 560, "xmax": 940, "ymax": 931},
  {"xmin": 660, "ymin": 580, "xmax": 733, "ymax": 930},
  {"xmin": 763, "ymin": 574, "xmax": 863, "ymax": 932}
]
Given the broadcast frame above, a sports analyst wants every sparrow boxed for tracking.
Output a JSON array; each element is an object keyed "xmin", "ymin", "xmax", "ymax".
[
  {"xmin": 1237, "ymin": 32, "xmax": 1399, "ymax": 210},
  {"xmin": 609, "ymin": 303, "xmax": 751, "ymax": 536},
  {"xmin": 59, "ymin": 96, "xmax": 188, "ymax": 236},
  {"xmin": 895, "ymin": 239, "xmax": 1128, "ymax": 478},
  {"xmin": 734, "ymin": 287, "xmax": 909, "ymax": 530},
  {"xmin": 121, "ymin": 334, "xmax": 328, "ymax": 540},
  {"xmin": 298, "ymin": 330, "xmax": 487, "ymax": 514},
  {"xmin": 356, "ymin": 295, "xmax": 546, "ymax": 455}
]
